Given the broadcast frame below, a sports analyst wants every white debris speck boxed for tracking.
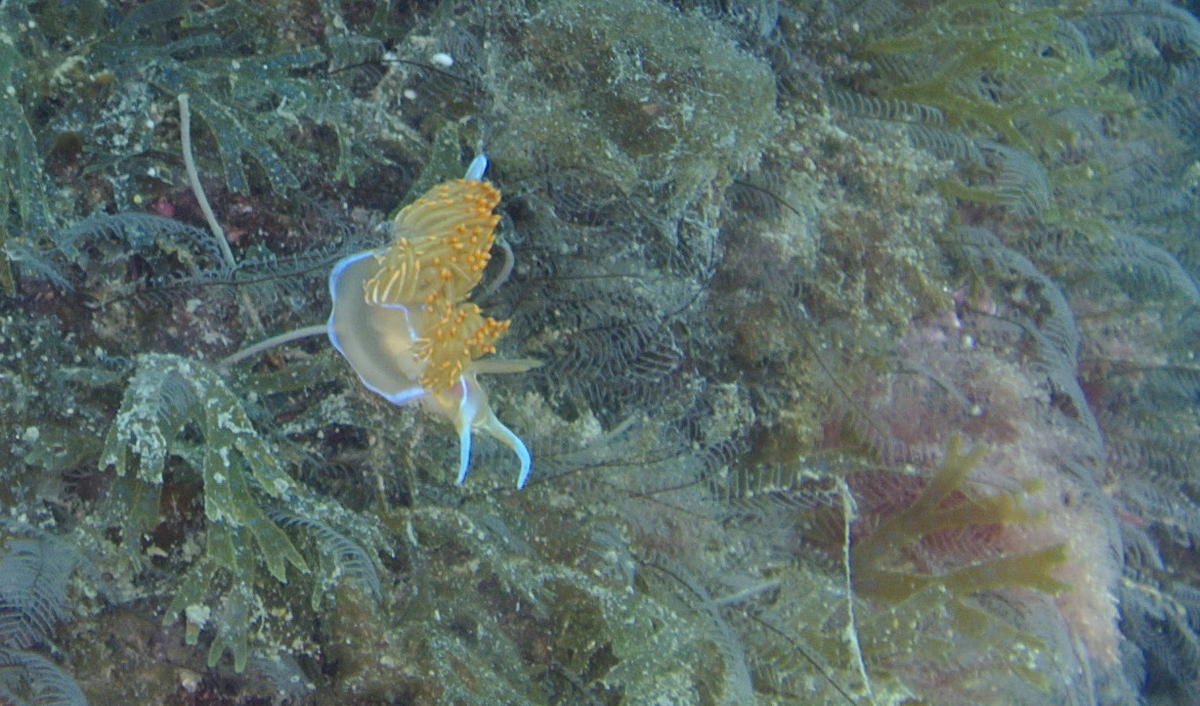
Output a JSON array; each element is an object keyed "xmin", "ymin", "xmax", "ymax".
[
  {"xmin": 185, "ymin": 604, "xmax": 211, "ymax": 627},
  {"xmin": 431, "ymin": 52, "xmax": 453, "ymax": 67},
  {"xmin": 178, "ymin": 668, "xmax": 202, "ymax": 693}
]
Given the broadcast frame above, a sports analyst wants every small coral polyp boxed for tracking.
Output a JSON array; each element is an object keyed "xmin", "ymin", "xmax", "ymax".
[{"xmin": 328, "ymin": 158, "xmax": 537, "ymax": 488}]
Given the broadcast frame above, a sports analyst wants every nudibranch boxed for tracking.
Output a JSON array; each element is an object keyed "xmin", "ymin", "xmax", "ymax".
[{"xmin": 327, "ymin": 155, "xmax": 538, "ymax": 488}]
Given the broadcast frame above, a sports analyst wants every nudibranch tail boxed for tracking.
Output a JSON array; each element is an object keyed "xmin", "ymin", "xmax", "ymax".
[
  {"xmin": 484, "ymin": 415, "xmax": 533, "ymax": 489},
  {"xmin": 327, "ymin": 155, "xmax": 535, "ymax": 489},
  {"xmin": 452, "ymin": 373, "xmax": 533, "ymax": 489}
]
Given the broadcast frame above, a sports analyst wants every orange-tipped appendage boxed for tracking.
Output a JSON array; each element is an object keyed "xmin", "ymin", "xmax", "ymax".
[
  {"xmin": 365, "ymin": 179, "xmax": 502, "ymax": 307},
  {"xmin": 416, "ymin": 299, "xmax": 512, "ymax": 395},
  {"xmin": 363, "ymin": 178, "xmax": 507, "ymax": 395}
]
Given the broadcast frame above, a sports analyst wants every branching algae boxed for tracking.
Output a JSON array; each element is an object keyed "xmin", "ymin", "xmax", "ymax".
[
  {"xmin": 98, "ymin": 352, "xmax": 385, "ymax": 671},
  {"xmin": 848, "ymin": 441, "xmax": 1073, "ymax": 697}
]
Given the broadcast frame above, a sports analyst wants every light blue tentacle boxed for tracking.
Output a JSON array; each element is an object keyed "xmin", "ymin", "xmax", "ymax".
[
  {"xmin": 455, "ymin": 378, "xmax": 480, "ymax": 485},
  {"xmin": 465, "ymin": 154, "xmax": 488, "ymax": 181}
]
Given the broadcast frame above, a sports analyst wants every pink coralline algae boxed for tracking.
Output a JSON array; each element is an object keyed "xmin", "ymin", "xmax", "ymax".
[{"xmin": 835, "ymin": 312, "xmax": 1123, "ymax": 667}]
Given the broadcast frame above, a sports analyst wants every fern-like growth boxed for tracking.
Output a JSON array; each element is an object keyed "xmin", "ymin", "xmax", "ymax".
[
  {"xmin": 93, "ymin": 2, "xmax": 366, "ymax": 194},
  {"xmin": 0, "ymin": 3, "xmax": 53, "ymax": 295},
  {"xmin": 0, "ymin": 539, "xmax": 78, "ymax": 650},
  {"xmin": 0, "ymin": 648, "xmax": 87, "ymax": 706}
]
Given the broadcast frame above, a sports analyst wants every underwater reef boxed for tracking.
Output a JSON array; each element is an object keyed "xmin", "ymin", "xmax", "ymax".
[{"xmin": 2, "ymin": 0, "xmax": 1199, "ymax": 704}]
